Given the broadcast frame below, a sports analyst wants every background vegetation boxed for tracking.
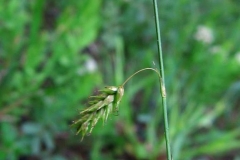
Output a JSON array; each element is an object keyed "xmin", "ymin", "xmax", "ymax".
[{"xmin": 0, "ymin": 0, "xmax": 240, "ymax": 159}]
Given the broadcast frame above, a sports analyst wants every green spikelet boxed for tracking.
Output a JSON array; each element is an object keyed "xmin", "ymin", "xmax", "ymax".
[{"xmin": 72, "ymin": 86, "xmax": 124, "ymax": 140}]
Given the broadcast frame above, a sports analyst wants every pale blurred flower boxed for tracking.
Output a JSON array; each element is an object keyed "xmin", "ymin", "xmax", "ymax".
[
  {"xmin": 77, "ymin": 58, "xmax": 97, "ymax": 75},
  {"xmin": 194, "ymin": 25, "xmax": 214, "ymax": 44},
  {"xmin": 85, "ymin": 58, "xmax": 97, "ymax": 73},
  {"xmin": 235, "ymin": 52, "xmax": 240, "ymax": 63},
  {"xmin": 209, "ymin": 45, "xmax": 221, "ymax": 54}
]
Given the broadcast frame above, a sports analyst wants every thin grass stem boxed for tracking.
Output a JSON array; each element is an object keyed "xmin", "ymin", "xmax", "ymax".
[
  {"xmin": 153, "ymin": 0, "xmax": 172, "ymax": 159},
  {"xmin": 121, "ymin": 68, "xmax": 161, "ymax": 87}
]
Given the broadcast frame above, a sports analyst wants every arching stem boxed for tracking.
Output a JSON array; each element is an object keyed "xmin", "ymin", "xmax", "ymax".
[
  {"xmin": 121, "ymin": 68, "xmax": 160, "ymax": 86},
  {"xmin": 121, "ymin": 67, "xmax": 166, "ymax": 98}
]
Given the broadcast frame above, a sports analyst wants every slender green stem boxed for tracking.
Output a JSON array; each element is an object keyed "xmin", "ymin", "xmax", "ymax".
[
  {"xmin": 153, "ymin": 0, "xmax": 172, "ymax": 160},
  {"xmin": 121, "ymin": 68, "xmax": 161, "ymax": 87}
]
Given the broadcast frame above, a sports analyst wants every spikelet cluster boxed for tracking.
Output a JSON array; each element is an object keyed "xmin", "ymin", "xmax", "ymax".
[{"xmin": 72, "ymin": 86, "xmax": 124, "ymax": 140}]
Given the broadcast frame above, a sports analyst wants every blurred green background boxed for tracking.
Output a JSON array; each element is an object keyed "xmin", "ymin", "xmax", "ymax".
[{"xmin": 0, "ymin": 0, "xmax": 240, "ymax": 160}]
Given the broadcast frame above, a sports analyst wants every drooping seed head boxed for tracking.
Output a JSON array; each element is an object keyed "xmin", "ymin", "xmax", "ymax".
[{"xmin": 72, "ymin": 86, "xmax": 124, "ymax": 140}]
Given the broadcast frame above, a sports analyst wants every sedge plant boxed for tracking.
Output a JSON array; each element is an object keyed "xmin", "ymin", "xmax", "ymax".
[
  {"xmin": 72, "ymin": 68, "xmax": 171, "ymax": 158},
  {"xmin": 72, "ymin": 1, "xmax": 172, "ymax": 160}
]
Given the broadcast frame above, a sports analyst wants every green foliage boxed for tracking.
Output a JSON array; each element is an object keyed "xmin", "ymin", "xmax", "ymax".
[
  {"xmin": 0, "ymin": 0, "xmax": 240, "ymax": 160},
  {"xmin": 0, "ymin": 0, "xmax": 102, "ymax": 159}
]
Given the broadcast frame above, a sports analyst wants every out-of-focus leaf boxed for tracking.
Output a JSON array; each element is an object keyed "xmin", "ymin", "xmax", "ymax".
[{"xmin": 21, "ymin": 123, "xmax": 41, "ymax": 135}]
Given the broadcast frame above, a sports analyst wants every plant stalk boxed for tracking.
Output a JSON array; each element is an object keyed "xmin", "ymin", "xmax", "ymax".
[
  {"xmin": 153, "ymin": 0, "xmax": 172, "ymax": 160},
  {"xmin": 121, "ymin": 68, "xmax": 161, "ymax": 87}
]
